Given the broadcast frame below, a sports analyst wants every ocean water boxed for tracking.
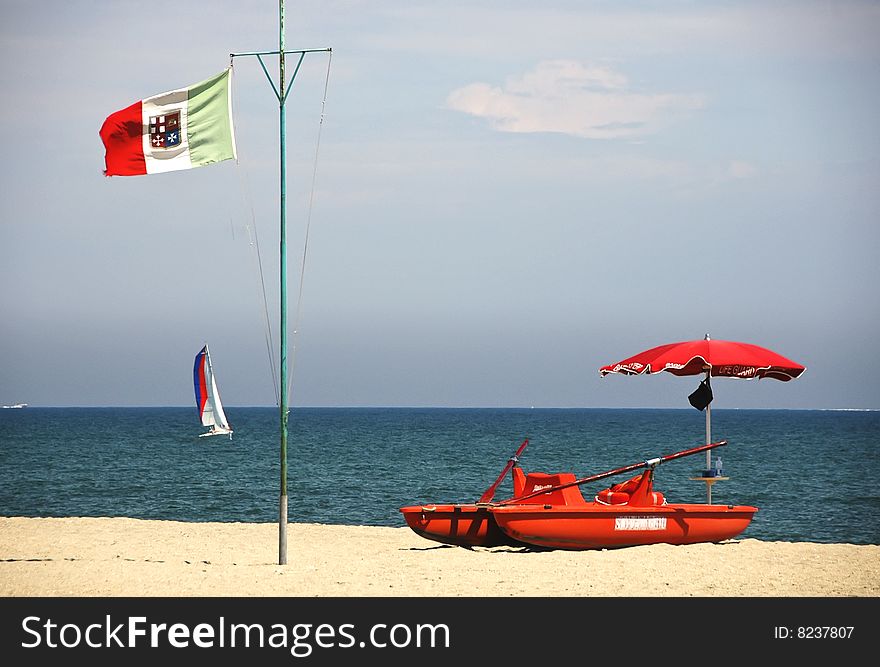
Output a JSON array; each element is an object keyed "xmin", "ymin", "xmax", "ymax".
[{"xmin": 0, "ymin": 407, "xmax": 878, "ymax": 545}]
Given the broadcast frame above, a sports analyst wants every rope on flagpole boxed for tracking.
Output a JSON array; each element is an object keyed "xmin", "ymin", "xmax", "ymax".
[{"xmin": 288, "ymin": 49, "xmax": 333, "ymax": 405}]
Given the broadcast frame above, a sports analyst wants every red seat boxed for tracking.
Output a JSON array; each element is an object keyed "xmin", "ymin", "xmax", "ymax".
[{"xmin": 515, "ymin": 472, "xmax": 585, "ymax": 505}]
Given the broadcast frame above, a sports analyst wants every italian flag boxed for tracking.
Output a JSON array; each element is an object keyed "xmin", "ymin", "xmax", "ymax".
[{"xmin": 100, "ymin": 68, "xmax": 237, "ymax": 176}]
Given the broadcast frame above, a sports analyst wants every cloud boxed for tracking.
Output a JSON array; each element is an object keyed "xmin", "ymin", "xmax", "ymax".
[
  {"xmin": 446, "ymin": 60, "xmax": 705, "ymax": 139},
  {"xmin": 727, "ymin": 160, "xmax": 758, "ymax": 180}
]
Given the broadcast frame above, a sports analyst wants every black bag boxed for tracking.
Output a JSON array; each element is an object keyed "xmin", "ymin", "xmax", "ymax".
[{"xmin": 688, "ymin": 379, "xmax": 713, "ymax": 411}]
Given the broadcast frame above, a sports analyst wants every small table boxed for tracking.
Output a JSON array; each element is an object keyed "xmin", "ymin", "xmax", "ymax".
[{"xmin": 689, "ymin": 475, "xmax": 729, "ymax": 504}]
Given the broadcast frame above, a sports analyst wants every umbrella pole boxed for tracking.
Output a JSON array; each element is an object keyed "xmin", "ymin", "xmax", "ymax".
[
  {"xmin": 705, "ymin": 370, "xmax": 712, "ymax": 469},
  {"xmin": 705, "ymin": 369, "xmax": 712, "ymax": 503}
]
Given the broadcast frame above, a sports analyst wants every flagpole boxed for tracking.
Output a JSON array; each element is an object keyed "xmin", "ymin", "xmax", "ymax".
[
  {"xmin": 277, "ymin": 0, "xmax": 289, "ymax": 567},
  {"xmin": 230, "ymin": 2, "xmax": 329, "ymax": 567}
]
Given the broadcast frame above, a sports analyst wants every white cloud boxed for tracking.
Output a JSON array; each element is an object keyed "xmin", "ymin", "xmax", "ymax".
[
  {"xmin": 727, "ymin": 160, "xmax": 758, "ymax": 180},
  {"xmin": 446, "ymin": 60, "xmax": 705, "ymax": 139}
]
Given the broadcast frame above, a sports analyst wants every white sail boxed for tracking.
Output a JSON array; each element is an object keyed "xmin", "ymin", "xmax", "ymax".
[{"xmin": 194, "ymin": 345, "xmax": 233, "ymax": 438}]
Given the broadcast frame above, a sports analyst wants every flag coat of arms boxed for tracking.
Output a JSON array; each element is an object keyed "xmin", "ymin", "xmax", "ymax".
[{"xmin": 100, "ymin": 68, "xmax": 237, "ymax": 176}]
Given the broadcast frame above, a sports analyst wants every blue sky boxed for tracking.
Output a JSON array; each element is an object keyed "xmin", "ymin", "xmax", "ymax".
[{"xmin": 1, "ymin": 1, "xmax": 878, "ymax": 409}]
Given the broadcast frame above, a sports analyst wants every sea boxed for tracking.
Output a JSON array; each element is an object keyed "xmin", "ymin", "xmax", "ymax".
[{"xmin": 1, "ymin": 407, "xmax": 878, "ymax": 545}]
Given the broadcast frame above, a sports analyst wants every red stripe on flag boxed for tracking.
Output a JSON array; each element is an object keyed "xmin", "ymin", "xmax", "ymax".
[{"xmin": 99, "ymin": 100, "xmax": 146, "ymax": 176}]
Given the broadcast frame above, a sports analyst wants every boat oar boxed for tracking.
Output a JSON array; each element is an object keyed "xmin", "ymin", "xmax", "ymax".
[
  {"xmin": 477, "ymin": 439, "xmax": 529, "ymax": 503},
  {"xmin": 494, "ymin": 440, "xmax": 727, "ymax": 506}
]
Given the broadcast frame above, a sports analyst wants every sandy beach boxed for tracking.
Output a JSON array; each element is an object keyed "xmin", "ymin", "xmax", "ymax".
[{"xmin": 1, "ymin": 516, "xmax": 877, "ymax": 597}]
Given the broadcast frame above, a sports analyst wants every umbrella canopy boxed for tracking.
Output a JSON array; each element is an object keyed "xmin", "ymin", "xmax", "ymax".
[{"xmin": 599, "ymin": 338, "xmax": 806, "ymax": 382}]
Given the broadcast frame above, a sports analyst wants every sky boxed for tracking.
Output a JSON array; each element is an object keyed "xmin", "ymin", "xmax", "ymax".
[{"xmin": 1, "ymin": 0, "xmax": 879, "ymax": 409}]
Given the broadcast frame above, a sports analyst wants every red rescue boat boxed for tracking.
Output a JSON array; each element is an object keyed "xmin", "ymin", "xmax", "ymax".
[{"xmin": 401, "ymin": 440, "xmax": 757, "ymax": 550}]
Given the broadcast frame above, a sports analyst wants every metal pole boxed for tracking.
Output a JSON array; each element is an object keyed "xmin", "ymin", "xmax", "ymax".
[
  {"xmin": 229, "ymin": 9, "xmax": 329, "ymax": 567},
  {"xmin": 497, "ymin": 440, "xmax": 727, "ymax": 506},
  {"xmin": 705, "ymin": 369, "xmax": 712, "ymax": 503},
  {"xmin": 705, "ymin": 369, "xmax": 711, "ymax": 470},
  {"xmin": 278, "ymin": 0, "xmax": 288, "ymax": 566}
]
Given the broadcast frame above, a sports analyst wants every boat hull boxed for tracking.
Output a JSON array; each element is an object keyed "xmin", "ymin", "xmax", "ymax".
[
  {"xmin": 198, "ymin": 428, "xmax": 233, "ymax": 438},
  {"xmin": 491, "ymin": 503, "xmax": 757, "ymax": 550},
  {"xmin": 399, "ymin": 504, "xmax": 525, "ymax": 547}
]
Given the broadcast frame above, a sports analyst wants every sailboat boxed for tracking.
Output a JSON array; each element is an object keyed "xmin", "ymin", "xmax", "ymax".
[{"xmin": 193, "ymin": 345, "xmax": 233, "ymax": 439}]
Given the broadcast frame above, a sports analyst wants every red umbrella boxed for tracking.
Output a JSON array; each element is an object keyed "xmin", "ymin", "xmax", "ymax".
[
  {"xmin": 598, "ymin": 337, "xmax": 805, "ymax": 382},
  {"xmin": 599, "ymin": 335, "xmax": 805, "ymax": 495}
]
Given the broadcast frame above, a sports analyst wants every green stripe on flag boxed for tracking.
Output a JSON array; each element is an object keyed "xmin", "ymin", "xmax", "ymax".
[{"xmin": 187, "ymin": 69, "xmax": 236, "ymax": 167}]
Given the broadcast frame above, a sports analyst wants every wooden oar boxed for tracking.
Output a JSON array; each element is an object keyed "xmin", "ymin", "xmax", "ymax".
[
  {"xmin": 494, "ymin": 440, "xmax": 727, "ymax": 506},
  {"xmin": 477, "ymin": 438, "xmax": 529, "ymax": 503}
]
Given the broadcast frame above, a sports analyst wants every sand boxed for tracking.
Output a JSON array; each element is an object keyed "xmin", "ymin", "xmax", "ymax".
[{"xmin": 1, "ymin": 516, "xmax": 877, "ymax": 597}]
